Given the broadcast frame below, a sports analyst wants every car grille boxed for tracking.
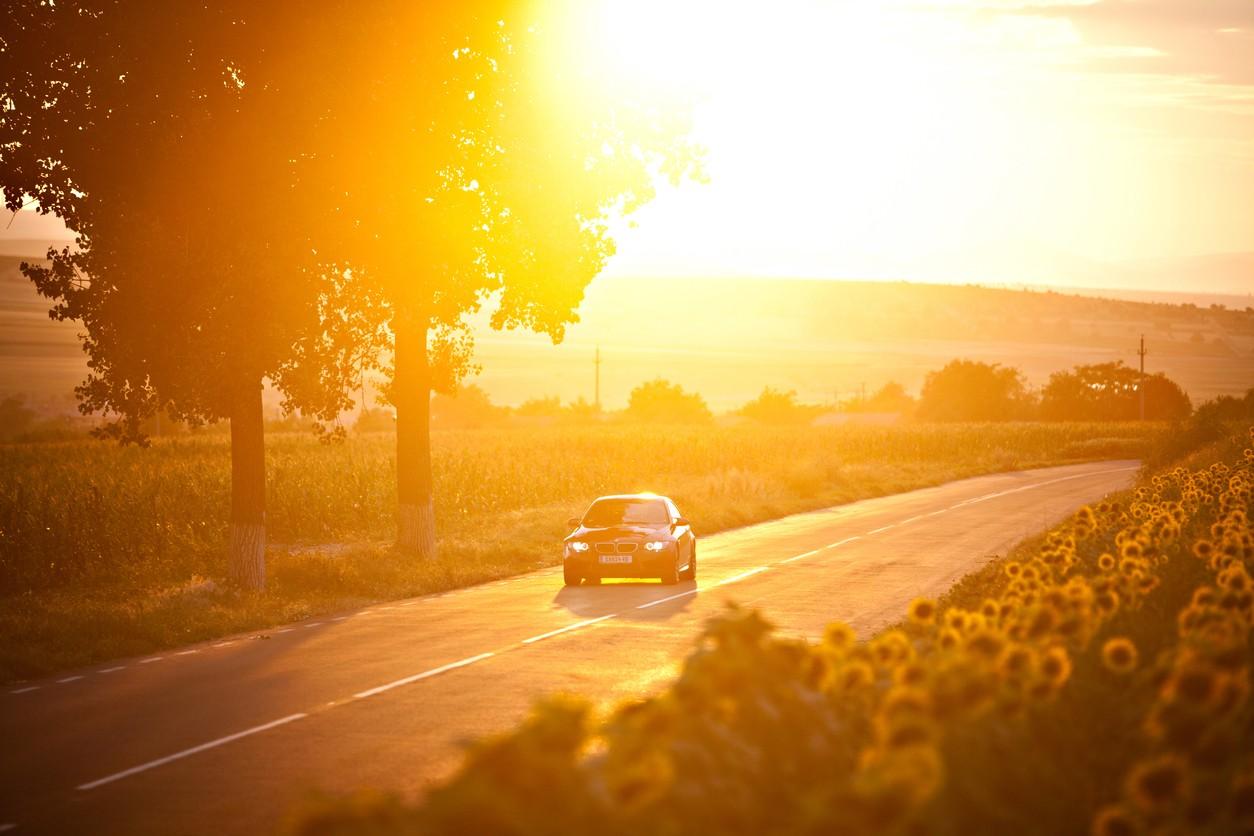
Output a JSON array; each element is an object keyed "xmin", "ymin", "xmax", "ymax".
[{"xmin": 596, "ymin": 542, "xmax": 637, "ymax": 554}]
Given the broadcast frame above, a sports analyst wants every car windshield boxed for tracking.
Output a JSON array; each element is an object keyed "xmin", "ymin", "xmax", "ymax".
[{"xmin": 583, "ymin": 498, "xmax": 670, "ymax": 527}]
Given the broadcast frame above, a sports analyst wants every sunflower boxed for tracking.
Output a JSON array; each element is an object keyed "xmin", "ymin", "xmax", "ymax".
[
  {"xmin": 1040, "ymin": 646, "xmax": 1072, "ymax": 686},
  {"xmin": 907, "ymin": 597, "xmax": 937, "ymax": 626},
  {"xmin": 1101, "ymin": 637, "xmax": 1138, "ymax": 674},
  {"xmin": 1125, "ymin": 755, "xmax": 1188, "ymax": 812},
  {"xmin": 824, "ymin": 622, "xmax": 856, "ymax": 652},
  {"xmin": 838, "ymin": 660, "xmax": 875, "ymax": 692}
]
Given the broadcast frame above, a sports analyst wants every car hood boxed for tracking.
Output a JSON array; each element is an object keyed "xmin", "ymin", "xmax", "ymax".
[{"xmin": 567, "ymin": 524, "xmax": 669, "ymax": 542}]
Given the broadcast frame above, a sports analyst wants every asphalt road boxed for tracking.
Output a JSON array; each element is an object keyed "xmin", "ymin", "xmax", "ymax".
[{"xmin": 0, "ymin": 460, "xmax": 1139, "ymax": 835}]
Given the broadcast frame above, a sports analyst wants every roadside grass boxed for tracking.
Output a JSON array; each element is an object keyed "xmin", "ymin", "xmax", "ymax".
[
  {"xmin": 0, "ymin": 422, "xmax": 1161, "ymax": 682},
  {"xmin": 283, "ymin": 421, "xmax": 1253, "ymax": 836}
]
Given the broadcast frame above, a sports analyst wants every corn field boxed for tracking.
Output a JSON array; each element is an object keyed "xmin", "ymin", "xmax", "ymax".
[{"xmin": 0, "ymin": 423, "xmax": 1159, "ymax": 596}]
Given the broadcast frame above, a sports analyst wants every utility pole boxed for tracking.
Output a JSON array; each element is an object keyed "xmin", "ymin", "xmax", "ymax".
[
  {"xmin": 594, "ymin": 345, "xmax": 601, "ymax": 412},
  {"xmin": 1137, "ymin": 334, "xmax": 1147, "ymax": 421}
]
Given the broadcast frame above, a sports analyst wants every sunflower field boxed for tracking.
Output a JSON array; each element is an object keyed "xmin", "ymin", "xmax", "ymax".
[{"xmin": 290, "ymin": 424, "xmax": 1254, "ymax": 836}]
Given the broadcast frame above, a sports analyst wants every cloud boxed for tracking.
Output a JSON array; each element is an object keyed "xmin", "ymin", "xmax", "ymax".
[{"xmin": 995, "ymin": 0, "xmax": 1254, "ymax": 84}]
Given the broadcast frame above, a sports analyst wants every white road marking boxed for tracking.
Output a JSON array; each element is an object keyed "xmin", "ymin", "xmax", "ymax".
[
  {"xmin": 522, "ymin": 614, "xmax": 618, "ymax": 645},
  {"xmin": 779, "ymin": 535, "xmax": 862, "ymax": 565},
  {"xmin": 636, "ymin": 589, "xmax": 699, "ymax": 609},
  {"xmin": 354, "ymin": 653, "xmax": 495, "ymax": 699},
  {"xmin": 56, "ymin": 676, "xmax": 83, "ymax": 684},
  {"xmin": 330, "ymin": 616, "xmax": 349, "ymax": 622},
  {"xmin": 273, "ymin": 628, "xmax": 294, "ymax": 634},
  {"xmin": 212, "ymin": 641, "xmax": 236, "ymax": 648},
  {"xmin": 10, "ymin": 686, "xmax": 39, "ymax": 694},
  {"xmin": 866, "ymin": 524, "xmax": 896, "ymax": 535},
  {"xmin": 99, "ymin": 666, "xmax": 125, "ymax": 674},
  {"xmin": 139, "ymin": 656, "xmax": 164, "ymax": 664},
  {"xmin": 779, "ymin": 548, "xmax": 826, "ymax": 565},
  {"xmin": 77, "ymin": 713, "xmax": 308, "ymax": 791},
  {"xmin": 304, "ymin": 622, "xmax": 323, "ymax": 628},
  {"xmin": 174, "ymin": 650, "xmax": 199, "ymax": 657},
  {"xmin": 956, "ymin": 466, "xmax": 1137, "ymax": 508},
  {"xmin": 718, "ymin": 567, "xmax": 768, "ymax": 586}
]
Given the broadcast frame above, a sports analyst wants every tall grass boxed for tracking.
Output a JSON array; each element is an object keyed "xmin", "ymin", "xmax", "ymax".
[
  {"xmin": 1, "ymin": 423, "xmax": 1157, "ymax": 596},
  {"xmin": 0, "ymin": 422, "xmax": 1161, "ymax": 681}
]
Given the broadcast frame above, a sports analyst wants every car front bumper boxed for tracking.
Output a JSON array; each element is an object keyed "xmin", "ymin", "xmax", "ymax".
[{"xmin": 564, "ymin": 545, "xmax": 675, "ymax": 578}]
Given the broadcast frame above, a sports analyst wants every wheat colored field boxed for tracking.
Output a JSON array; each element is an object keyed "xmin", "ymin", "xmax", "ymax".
[{"xmin": 0, "ymin": 422, "xmax": 1159, "ymax": 680}]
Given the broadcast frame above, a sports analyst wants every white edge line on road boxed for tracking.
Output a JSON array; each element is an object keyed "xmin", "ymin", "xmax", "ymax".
[
  {"xmin": 354, "ymin": 653, "xmax": 496, "ymax": 699},
  {"xmin": 56, "ymin": 676, "xmax": 83, "ymax": 684},
  {"xmin": 99, "ymin": 666, "xmax": 125, "ymax": 674},
  {"xmin": 212, "ymin": 641, "xmax": 236, "ymax": 648},
  {"xmin": 866, "ymin": 524, "xmax": 896, "ymax": 535},
  {"xmin": 522, "ymin": 614, "xmax": 617, "ymax": 645},
  {"xmin": 10, "ymin": 686, "xmax": 39, "ymax": 694},
  {"xmin": 174, "ymin": 650, "xmax": 199, "ymax": 657},
  {"xmin": 304, "ymin": 622, "xmax": 323, "ymax": 628},
  {"xmin": 139, "ymin": 656, "xmax": 163, "ymax": 664},
  {"xmin": 719, "ymin": 567, "xmax": 768, "ymax": 586},
  {"xmin": 274, "ymin": 628, "xmax": 294, "ymax": 634},
  {"xmin": 779, "ymin": 534, "xmax": 863, "ymax": 564},
  {"xmin": 779, "ymin": 548, "xmax": 825, "ymax": 565},
  {"xmin": 76, "ymin": 713, "xmax": 308, "ymax": 791},
  {"xmin": 636, "ymin": 588, "xmax": 699, "ymax": 610},
  {"xmin": 956, "ymin": 466, "xmax": 1138, "ymax": 508}
]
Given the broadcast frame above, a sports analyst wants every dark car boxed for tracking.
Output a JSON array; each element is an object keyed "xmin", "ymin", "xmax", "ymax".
[{"xmin": 562, "ymin": 494, "xmax": 696, "ymax": 586}]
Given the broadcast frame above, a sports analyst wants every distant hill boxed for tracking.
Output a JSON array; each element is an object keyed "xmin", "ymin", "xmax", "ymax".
[
  {"xmin": 470, "ymin": 276, "xmax": 1254, "ymax": 410},
  {"xmin": 3, "ymin": 259, "xmax": 1251, "ymax": 413},
  {"xmin": 1115, "ymin": 251, "xmax": 1254, "ymax": 297}
]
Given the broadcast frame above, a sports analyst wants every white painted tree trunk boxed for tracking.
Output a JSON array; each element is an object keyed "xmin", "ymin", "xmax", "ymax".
[
  {"xmin": 398, "ymin": 499, "xmax": 436, "ymax": 559},
  {"xmin": 229, "ymin": 522, "xmax": 266, "ymax": 589}
]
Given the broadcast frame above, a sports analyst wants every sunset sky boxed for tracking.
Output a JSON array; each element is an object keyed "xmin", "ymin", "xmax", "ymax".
[
  {"xmin": 5, "ymin": 0, "xmax": 1251, "ymax": 293},
  {"xmin": 588, "ymin": 0, "xmax": 1254, "ymax": 291}
]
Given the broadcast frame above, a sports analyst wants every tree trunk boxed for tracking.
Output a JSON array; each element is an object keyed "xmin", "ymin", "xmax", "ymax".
[
  {"xmin": 229, "ymin": 378, "xmax": 267, "ymax": 590},
  {"xmin": 394, "ymin": 317, "xmax": 437, "ymax": 558}
]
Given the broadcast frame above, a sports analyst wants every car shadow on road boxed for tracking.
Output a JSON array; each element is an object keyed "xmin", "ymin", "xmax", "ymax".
[{"xmin": 551, "ymin": 580, "xmax": 698, "ymax": 620}]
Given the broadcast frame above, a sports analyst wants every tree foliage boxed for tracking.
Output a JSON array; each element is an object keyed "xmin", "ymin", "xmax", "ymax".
[
  {"xmin": 738, "ymin": 387, "xmax": 819, "ymax": 425},
  {"xmin": 1040, "ymin": 362, "xmax": 1190, "ymax": 422},
  {"xmin": 917, "ymin": 360, "xmax": 1034, "ymax": 422},
  {"xmin": 625, "ymin": 379, "xmax": 711, "ymax": 424}
]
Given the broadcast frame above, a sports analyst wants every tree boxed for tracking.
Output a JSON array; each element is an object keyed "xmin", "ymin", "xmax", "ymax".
[
  {"xmin": 307, "ymin": 6, "xmax": 702, "ymax": 555},
  {"xmin": 917, "ymin": 360, "xmax": 1033, "ymax": 422},
  {"xmin": 516, "ymin": 396, "xmax": 564, "ymax": 418},
  {"xmin": 1040, "ymin": 362, "xmax": 1190, "ymax": 421},
  {"xmin": 845, "ymin": 382, "xmax": 915, "ymax": 414},
  {"xmin": 0, "ymin": 395, "xmax": 36, "ymax": 442},
  {"xmin": 430, "ymin": 384, "xmax": 505, "ymax": 429},
  {"xmin": 354, "ymin": 408, "xmax": 396, "ymax": 434},
  {"xmin": 625, "ymin": 380, "xmax": 711, "ymax": 424},
  {"xmin": 1, "ymin": 2, "xmax": 386, "ymax": 587},
  {"xmin": 739, "ymin": 387, "xmax": 816, "ymax": 425}
]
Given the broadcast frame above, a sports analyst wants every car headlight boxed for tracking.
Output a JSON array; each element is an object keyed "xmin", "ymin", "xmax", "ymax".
[
  {"xmin": 569, "ymin": 541, "xmax": 590, "ymax": 552},
  {"xmin": 644, "ymin": 541, "xmax": 667, "ymax": 552}
]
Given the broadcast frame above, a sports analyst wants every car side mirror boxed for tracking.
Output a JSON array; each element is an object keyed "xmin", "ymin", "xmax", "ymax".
[
  {"xmin": 567, "ymin": 517, "xmax": 581, "ymax": 528},
  {"xmin": 674, "ymin": 517, "xmax": 690, "ymax": 527}
]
